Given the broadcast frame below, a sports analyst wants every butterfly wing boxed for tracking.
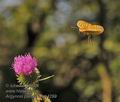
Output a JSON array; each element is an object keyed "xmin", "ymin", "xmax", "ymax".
[
  {"xmin": 77, "ymin": 20, "xmax": 89, "ymax": 27},
  {"xmin": 77, "ymin": 20, "xmax": 91, "ymax": 33},
  {"xmin": 87, "ymin": 25, "xmax": 104, "ymax": 35}
]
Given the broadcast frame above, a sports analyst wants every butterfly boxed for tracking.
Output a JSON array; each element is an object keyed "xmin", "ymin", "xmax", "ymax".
[{"xmin": 76, "ymin": 20, "xmax": 104, "ymax": 43}]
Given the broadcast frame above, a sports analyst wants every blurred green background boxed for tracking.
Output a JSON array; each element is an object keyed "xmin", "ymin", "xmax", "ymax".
[{"xmin": 0, "ymin": 0, "xmax": 120, "ymax": 102}]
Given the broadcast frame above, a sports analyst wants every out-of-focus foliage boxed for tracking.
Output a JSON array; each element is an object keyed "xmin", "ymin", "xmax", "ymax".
[{"xmin": 0, "ymin": 0, "xmax": 120, "ymax": 102}]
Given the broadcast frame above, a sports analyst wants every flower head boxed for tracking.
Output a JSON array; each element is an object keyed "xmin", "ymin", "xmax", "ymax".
[{"xmin": 12, "ymin": 54, "xmax": 37, "ymax": 75}]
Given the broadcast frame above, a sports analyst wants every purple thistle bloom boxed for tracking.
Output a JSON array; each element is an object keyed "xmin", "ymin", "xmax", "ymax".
[{"xmin": 12, "ymin": 54, "xmax": 37, "ymax": 75}]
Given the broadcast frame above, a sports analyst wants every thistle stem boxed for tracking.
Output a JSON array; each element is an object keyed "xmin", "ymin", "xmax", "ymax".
[{"xmin": 38, "ymin": 75, "xmax": 54, "ymax": 82}]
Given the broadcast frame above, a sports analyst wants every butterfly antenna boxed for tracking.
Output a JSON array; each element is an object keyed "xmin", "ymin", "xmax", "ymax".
[{"xmin": 71, "ymin": 26, "xmax": 78, "ymax": 29}]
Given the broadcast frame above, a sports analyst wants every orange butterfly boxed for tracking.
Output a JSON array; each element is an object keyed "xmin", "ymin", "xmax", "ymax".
[
  {"xmin": 76, "ymin": 20, "xmax": 104, "ymax": 43},
  {"xmin": 77, "ymin": 20, "xmax": 104, "ymax": 35}
]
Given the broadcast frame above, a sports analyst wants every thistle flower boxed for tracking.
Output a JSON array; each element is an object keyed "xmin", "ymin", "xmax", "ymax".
[
  {"xmin": 12, "ymin": 54, "xmax": 37, "ymax": 75},
  {"xmin": 12, "ymin": 53, "xmax": 53, "ymax": 102}
]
